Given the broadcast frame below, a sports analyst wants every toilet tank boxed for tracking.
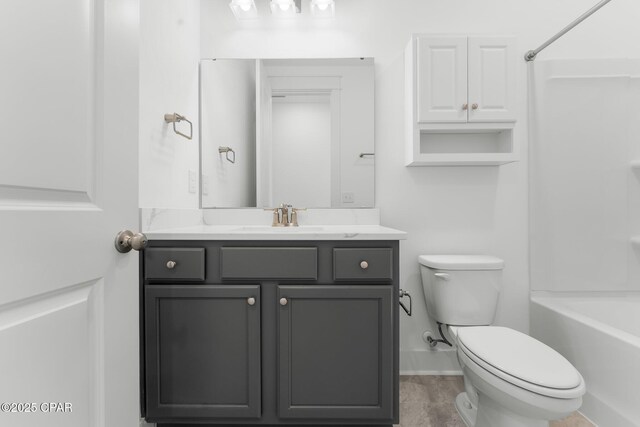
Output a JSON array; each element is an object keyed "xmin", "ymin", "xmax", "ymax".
[{"xmin": 419, "ymin": 255, "xmax": 504, "ymax": 326}]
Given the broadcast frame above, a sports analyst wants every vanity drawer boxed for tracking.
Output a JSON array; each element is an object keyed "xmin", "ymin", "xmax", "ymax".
[
  {"xmin": 221, "ymin": 247, "xmax": 317, "ymax": 280},
  {"xmin": 333, "ymin": 248, "xmax": 393, "ymax": 281},
  {"xmin": 145, "ymin": 248, "xmax": 205, "ymax": 281}
]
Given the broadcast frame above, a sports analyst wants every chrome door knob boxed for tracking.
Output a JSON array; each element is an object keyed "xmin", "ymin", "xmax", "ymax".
[
  {"xmin": 279, "ymin": 298, "xmax": 288, "ymax": 306},
  {"xmin": 114, "ymin": 230, "xmax": 148, "ymax": 253},
  {"xmin": 247, "ymin": 297, "xmax": 256, "ymax": 306},
  {"xmin": 360, "ymin": 260, "xmax": 369, "ymax": 270},
  {"xmin": 166, "ymin": 261, "xmax": 177, "ymax": 269},
  {"xmin": 471, "ymin": 103, "xmax": 479, "ymax": 110},
  {"xmin": 462, "ymin": 103, "xmax": 468, "ymax": 110}
]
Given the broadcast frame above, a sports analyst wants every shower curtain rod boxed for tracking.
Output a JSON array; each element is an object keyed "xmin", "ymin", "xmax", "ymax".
[{"xmin": 524, "ymin": 0, "xmax": 615, "ymax": 62}]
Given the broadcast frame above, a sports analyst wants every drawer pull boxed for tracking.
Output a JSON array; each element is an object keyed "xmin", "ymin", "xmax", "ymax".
[
  {"xmin": 166, "ymin": 260, "xmax": 177, "ymax": 269},
  {"xmin": 247, "ymin": 297, "xmax": 256, "ymax": 306},
  {"xmin": 360, "ymin": 260, "xmax": 369, "ymax": 270},
  {"xmin": 279, "ymin": 297, "xmax": 288, "ymax": 306}
]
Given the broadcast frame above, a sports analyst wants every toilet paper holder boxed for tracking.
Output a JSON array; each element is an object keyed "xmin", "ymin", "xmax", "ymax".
[{"xmin": 399, "ymin": 289, "xmax": 412, "ymax": 316}]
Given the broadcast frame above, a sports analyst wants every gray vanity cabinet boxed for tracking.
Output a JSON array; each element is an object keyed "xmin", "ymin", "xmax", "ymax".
[
  {"xmin": 141, "ymin": 240, "xmax": 400, "ymax": 426},
  {"xmin": 277, "ymin": 285, "xmax": 393, "ymax": 420},
  {"xmin": 144, "ymin": 284, "xmax": 261, "ymax": 420}
]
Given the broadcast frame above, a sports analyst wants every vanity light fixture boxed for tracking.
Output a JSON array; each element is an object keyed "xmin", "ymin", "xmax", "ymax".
[
  {"xmin": 310, "ymin": 0, "xmax": 335, "ymax": 17},
  {"xmin": 270, "ymin": 0, "xmax": 300, "ymax": 17},
  {"xmin": 229, "ymin": 0, "xmax": 258, "ymax": 20}
]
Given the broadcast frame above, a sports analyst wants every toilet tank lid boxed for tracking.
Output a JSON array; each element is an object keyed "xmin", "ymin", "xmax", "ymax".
[{"xmin": 419, "ymin": 255, "xmax": 505, "ymax": 270}]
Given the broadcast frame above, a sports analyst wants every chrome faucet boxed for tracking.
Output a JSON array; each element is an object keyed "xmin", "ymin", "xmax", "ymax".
[{"xmin": 264, "ymin": 203, "xmax": 306, "ymax": 227}]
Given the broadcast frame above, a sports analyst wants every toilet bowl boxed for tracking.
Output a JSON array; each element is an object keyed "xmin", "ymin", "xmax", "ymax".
[{"xmin": 419, "ymin": 255, "xmax": 586, "ymax": 427}]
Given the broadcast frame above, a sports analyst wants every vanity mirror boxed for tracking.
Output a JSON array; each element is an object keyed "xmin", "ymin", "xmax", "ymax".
[{"xmin": 200, "ymin": 58, "xmax": 374, "ymax": 208}]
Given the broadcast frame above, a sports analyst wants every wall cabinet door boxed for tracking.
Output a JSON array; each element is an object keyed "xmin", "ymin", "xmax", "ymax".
[
  {"xmin": 417, "ymin": 36, "xmax": 468, "ymax": 123},
  {"xmin": 467, "ymin": 36, "xmax": 517, "ymax": 122},
  {"xmin": 277, "ymin": 285, "xmax": 394, "ymax": 421},
  {"xmin": 145, "ymin": 285, "xmax": 261, "ymax": 421}
]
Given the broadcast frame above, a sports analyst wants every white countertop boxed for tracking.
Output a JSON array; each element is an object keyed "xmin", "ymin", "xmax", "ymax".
[{"xmin": 145, "ymin": 224, "xmax": 407, "ymax": 241}]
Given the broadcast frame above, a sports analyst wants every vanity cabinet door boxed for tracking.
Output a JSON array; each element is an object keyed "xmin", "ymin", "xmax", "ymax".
[
  {"xmin": 145, "ymin": 285, "xmax": 261, "ymax": 421},
  {"xmin": 277, "ymin": 285, "xmax": 393, "ymax": 421}
]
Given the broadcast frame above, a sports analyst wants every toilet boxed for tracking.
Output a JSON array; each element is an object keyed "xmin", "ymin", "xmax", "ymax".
[{"xmin": 419, "ymin": 255, "xmax": 586, "ymax": 427}]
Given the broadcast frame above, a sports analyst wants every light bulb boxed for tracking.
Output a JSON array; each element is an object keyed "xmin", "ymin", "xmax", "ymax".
[
  {"xmin": 310, "ymin": 0, "xmax": 334, "ymax": 17},
  {"xmin": 230, "ymin": 0, "xmax": 257, "ymax": 19}
]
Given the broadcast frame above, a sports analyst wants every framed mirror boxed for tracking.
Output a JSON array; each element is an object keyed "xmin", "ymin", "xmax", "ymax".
[{"xmin": 200, "ymin": 58, "xmax": 374, "ymax": 208}]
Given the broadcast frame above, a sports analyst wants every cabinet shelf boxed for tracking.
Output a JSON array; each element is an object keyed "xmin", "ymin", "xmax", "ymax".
[
  {"xmin": 406, "ymin": 123, "xmax": 517, "ymax": 166},
  {"xmin": 408, "ymin": 153, "xmax": 517, "ymax": 166}
]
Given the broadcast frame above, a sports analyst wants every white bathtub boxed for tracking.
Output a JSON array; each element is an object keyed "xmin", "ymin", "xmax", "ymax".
[{"xmin": 531, "ymin": 295, "xmax": 640, "ymax": 427}]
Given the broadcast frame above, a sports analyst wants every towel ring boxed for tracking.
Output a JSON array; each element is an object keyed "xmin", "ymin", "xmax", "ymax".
[
  {"xmin": 218, "ymin": 146, "xmax": 236, "ymax": 164},
  {"xmin": 164, "ymin": 113, "xmax": 193, "ymax": 140}
]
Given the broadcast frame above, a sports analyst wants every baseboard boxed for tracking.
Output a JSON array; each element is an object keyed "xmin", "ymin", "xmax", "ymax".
[
  {"xmin": 400, "ymin": 349, "xmax": 461, "ymax": 375},
  {"xmin": 400, "ymin": 370, "xmax": 462, "ymax": 376},
  {"xmin": 577, "ymin": 411, "xmax": 599, "ymax": 427}
]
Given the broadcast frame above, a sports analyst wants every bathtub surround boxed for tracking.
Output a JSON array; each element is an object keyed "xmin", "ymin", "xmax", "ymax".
[
  {"xmin": 528, "ymin": 58, "xmax": 640, "ymax": 426},
  {"xmin": 529, "ymin": 58, "xmax": 640, "ymax": 293}
]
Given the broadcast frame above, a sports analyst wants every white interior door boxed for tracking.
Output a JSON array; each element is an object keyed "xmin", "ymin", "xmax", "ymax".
[
  {"xmin": 467, "ymin": 36, "xmax": 517, "ymax": 122},
  {"xmin": 0, "ymin": 1, "xmax": 140, "ymax": 426},
  {"xmin": 416, "ymin": 36, "xmax": 468, "ymax": 123}
]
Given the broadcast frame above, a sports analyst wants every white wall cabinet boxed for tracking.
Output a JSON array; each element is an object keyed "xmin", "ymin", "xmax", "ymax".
[
  {"xmin": 412, "ymin": 35, "xmax": 516, "ymax": 123},
  {"xmin": 406, "ymin": 34, "xmax": 518, "ymax": 166}
]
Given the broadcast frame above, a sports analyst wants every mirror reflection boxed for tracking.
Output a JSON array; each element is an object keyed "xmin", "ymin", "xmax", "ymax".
[{"xmin": 200, "ymin": 58, "xmax": 374, "ymax": 208}]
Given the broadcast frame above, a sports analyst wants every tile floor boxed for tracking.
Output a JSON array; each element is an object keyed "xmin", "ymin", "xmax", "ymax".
[{"xmin": 397, "ymin": 376, "xmax": 594, "ymax": 427}]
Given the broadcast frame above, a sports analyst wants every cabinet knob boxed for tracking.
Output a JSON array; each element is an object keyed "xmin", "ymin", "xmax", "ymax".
[
  {"xmin": 360, "ymin": 260, "xmax": 369, "ymax": 270},
  {"xmin": 471, "ymin": 103, "xmax": 478, "ymax": 110},
  {"xmin": 166, "ymin": 260, "xmax": 177, "ymax": 269},
  {"xmin": 247, "ymin": 297, "xmax": 256, "ymax": 306},
  {"xmin": 462, "ymin": 103, "xmax": 468, "ymax": 110},
  {"xmin": 279, "ymin": 297, "xmax": 288, "ymax": 306}
]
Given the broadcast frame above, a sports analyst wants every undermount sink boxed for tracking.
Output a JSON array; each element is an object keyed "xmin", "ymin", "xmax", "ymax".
[{"xmin": 235, "ymin": 225, "xmax": 325, "ymax": 232}]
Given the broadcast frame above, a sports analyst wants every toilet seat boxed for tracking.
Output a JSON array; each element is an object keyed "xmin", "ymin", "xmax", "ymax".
[{"xmin": 457, "ymin": 326, "xmax": 585, "ymax": 399}]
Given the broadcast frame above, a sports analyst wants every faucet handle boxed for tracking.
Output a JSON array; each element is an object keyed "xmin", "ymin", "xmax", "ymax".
[
  {"xmin": 264, "ymin": 207, "xmax": 282, "ymax": 227},
  {"xmin": 290, "ymin": 208, "xmax": 306, "ymax": 227}
]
